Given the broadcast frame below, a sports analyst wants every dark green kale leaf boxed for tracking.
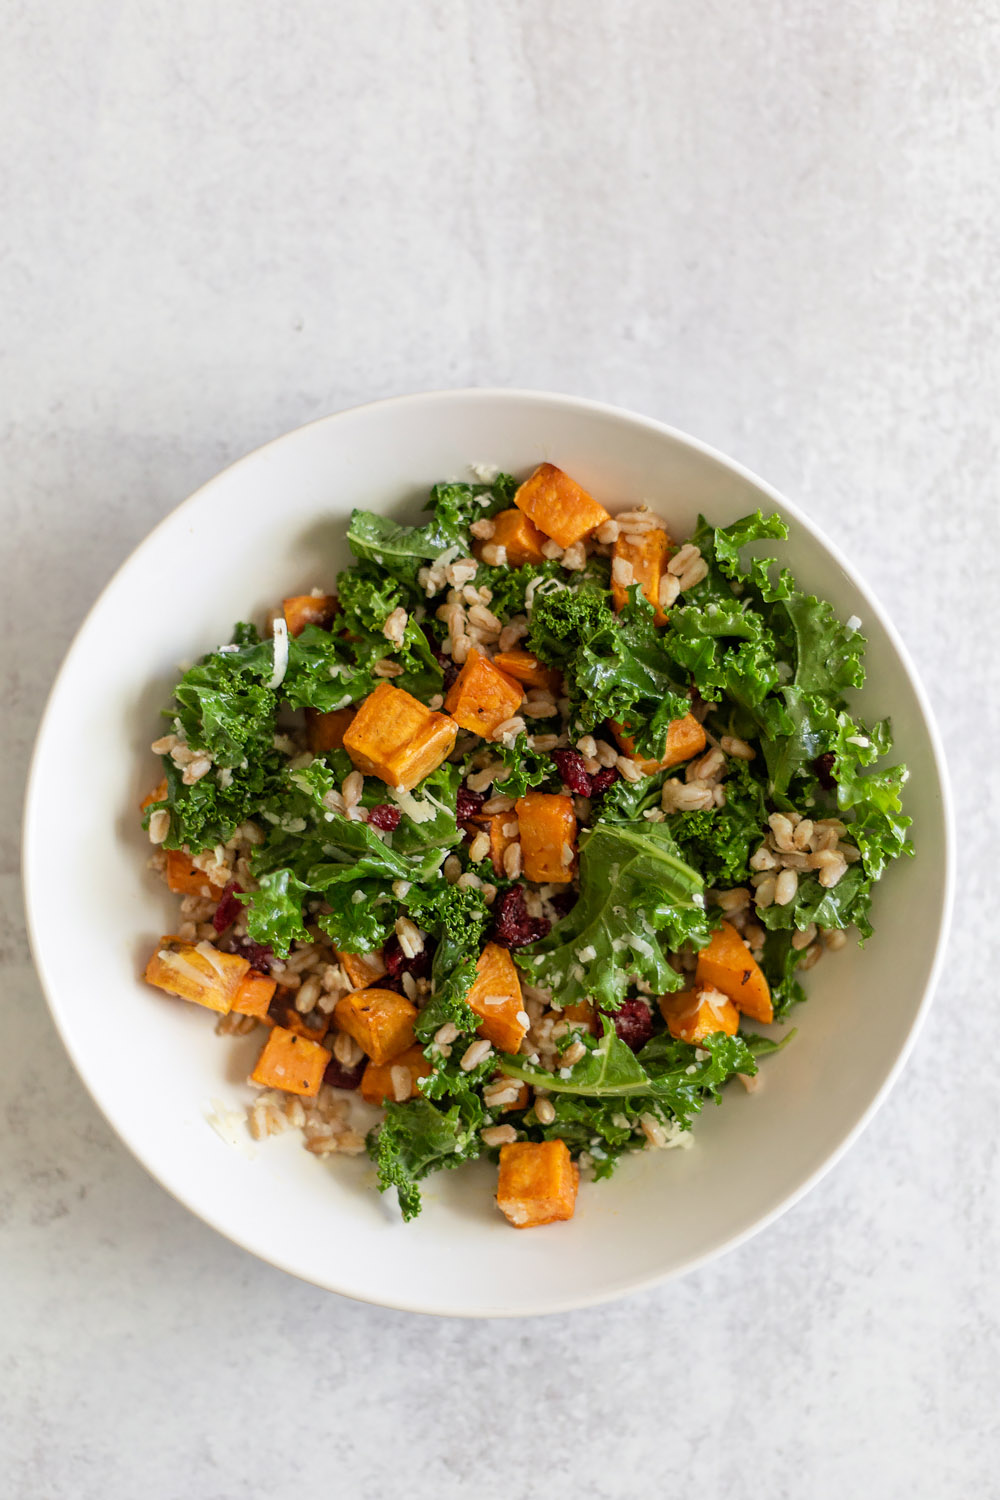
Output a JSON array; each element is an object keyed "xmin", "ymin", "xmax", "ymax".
[
  {"xmin": 347, "ymin": 475, "xmax": 517, "ymax": 594},
  {"xmin": 404, "ymin": 884, "xmax": 492, "ymax": 1040},
  {"xmin": 669, "ymin": 759, "xmax": 769, "ymax": 888},
  {"xmin": 242, "ymin": 868, "xmax": 311, "ymax": 957},
  {"xmin": 517, "ymin": 820, "xmax": 709, "ymax": 1009},
  {"xmin": 528, "ymin": 582, "xmax": 690, "ymax": 756},
  {"xmin": 502, "ymin": 1020, "xmax": 756, "ymax": 1126},
  {"xmin": 490, "ymin": 733, "xmax": 555, "ymax": 799},
  {"xmin": 367, "ymin": 1097, "xmax": 483, "ymax": 1222}
]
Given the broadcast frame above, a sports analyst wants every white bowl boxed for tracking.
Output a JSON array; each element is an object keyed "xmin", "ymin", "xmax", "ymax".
[{"xmin": 23, "ymin": 390, "xmax": 953, "ymax": 1316}]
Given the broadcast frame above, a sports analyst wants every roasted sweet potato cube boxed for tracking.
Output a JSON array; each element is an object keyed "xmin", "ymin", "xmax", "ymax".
[
  {"xmin": 342, "ymin": 681, "xmax": 458, "ymax": 792},
  {"xmin": 333, "ymin": 986, "xmax": 417, "ymax": 1064},
  {"xmin": 486, "ymin": 813, "xmax": 518, "ymax": 877},
  {"xmin": 475, "ymin": 508, "xmax": 548, "ymax": 566},
  {"xmin": 514, "ymin": 463, "xmax": 610, "ymax": 549},
  {"xmin": 360, "ymin": 1044, "xmax": 432, "ymax": 1105},
  {"xmin": 659, "ymin": 984, "xmax": 740, "ymax": 1044},
  {"xmin": 496, "ymin": 1140, "xmax": 579, "ymax": 1228},
  {"xmin": 610, "ymin": 713, "xmax": 707, "ymax": 775},
  {"xmin": 250, "ymin": 1025, "xmax": 330, "ymax": 1096},
  {"xmin": 695, "ymin": 920, "xmax": 773, "ymax": 1023},
  {"xmin": 611, "ymin": 527, "xmax": 671, "ymax": 624},
  {"xmin": 231, "ymin": 970, "xmax": 277, "ymax": 1020},
  {"xmin": 283, "ymin": 593, "xmax": 339, "ymax": 636},
  {"xmin": 145, "ymin": 939, "xmax": 249, "ymax": 1014},
  {"xmin": 467, "ymin": 942, "xmax": 527, "ymax": 1053},
  {"xmin": 444, "ymin": 648, "xmax": 524, "ymax": 737},
  {"xmin": 164, "ymin": 849, "xmax": 227, "ymax": 898},
  {"xmin": 140, "ymin": 778, "xmax": 167, "ymax": 812},
  {"xmin": 336, "ymin": 948, "xmax": 387, "ymax": 990},
  {"xmin": 491, "ymin": 649, "xmax": 561, "ymax": 693},
  {"xmin": 515, "ymin": 791, "xmax": 576, "ymax": 885},
  {"xmin": 305, "ymin": 706, "xmax": 355, "ymax": 753}
]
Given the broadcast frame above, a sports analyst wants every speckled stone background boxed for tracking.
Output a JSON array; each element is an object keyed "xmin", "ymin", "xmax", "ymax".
[{"xmin": 3, "ymin": 3, "xmax": 998, "ymax": 1495}]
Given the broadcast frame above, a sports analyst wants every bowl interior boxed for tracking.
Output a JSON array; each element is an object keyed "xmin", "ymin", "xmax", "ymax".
[{"xmin": 23, "ymin": 391, "xmax": 951, "ymax": 1315}]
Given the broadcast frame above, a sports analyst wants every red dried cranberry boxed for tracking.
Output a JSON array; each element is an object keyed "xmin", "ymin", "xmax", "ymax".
[
  {"xmin": 323, "ymin": 1055, "xmax": 366, "ymax": 1090},
  {"xmin": 457, "ymin": 787, "xmax": 485, "ymax": 823},
  {"xmin": 547, "ymin": 890, "xmax": 578, "ymax": 919},
  {"xmin": 603, "ymin": 998, "xmax": 654, "ymax": 1052},
  {"xmin": 212, "ymin": 879, "xmax": 244, "ymax": 933},
  {"xmin": 813, "ymin": 752, "xmax": 837, "ymax": 790},
  {"xmin": 590, "ymin": 765, "xmax": 620, "ymax": 797},
  {"xmin": 222, "ymin": 937, "xmax": 273, "ymax": 973},
  {"xmin": 430, "ymin": 640, "xmax": 460, "ymax": 691},
  {"xmin": 552, "ymin": 749, "xmax": 593, "ymax": 797},
  {"xmin": 492, "ymin": 885, "xmax": 551, "ymax": 948},
  {"xmin": 376, "ymin": 973, "xmax": 406, "ymax": 994},
  {"xmin": 383, "ymin": 934, "xmax": 434, "ymax": 980},
  {"xmin": 368, "ymin": 804, "xmax": 401, "ymax": 831}
]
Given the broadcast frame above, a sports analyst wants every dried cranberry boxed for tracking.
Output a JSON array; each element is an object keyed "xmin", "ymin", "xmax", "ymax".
[
  {"xmin": 212, "ymin": 880, "xmax": 244, "ymax": 933},
  {"xmin": 431, "ymin": 643, "xmax": 459, "ymax": 691},
  {"xmin": 491, "ymin": 885, "xmax": 551, "ymax": 948},
  {"xmin": 323, "ymin": 1055, "xmax": 366, "ymax": 1091},
  {"xmin": 383, "ymin": 934, "xmax": 434, "ymax": 980},
  {"xmin": 368, "ymin": 804, "xmax": 401, "ymax": 831},
  {"xmin": 456, "ymin": 786, "xmax": 485, "ymax": 823},
  {"xmin": 603, "ymin": 998, "xmax": 654, "ymax": 1052},
  {"xmin": 813, "ymin": 752, "xmax": 837, "ymax": 791},
  {"xmin": 547, "ymin": 890, "xmax": 578, "ymax": 919},
  {"xmin": 376, "ymin": 973, "xmax": 406, "ymax": 995},
  {"xmin": 552, "ymin": 749, "xmax": 593, "ymax": 797},
  {"xmin": 222, "ymin": 936, "xmax": 273, "ymax": 973},
  {"xmin": 590, "ymin": 765, "xmax": 620, "ymax": 797}
]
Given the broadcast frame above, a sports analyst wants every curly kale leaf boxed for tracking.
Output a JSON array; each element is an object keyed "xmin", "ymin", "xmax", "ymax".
[
  {"xmin": 528, "ymin": 582, "xmax": 689, "ymax": 757},
  {"xmin": 517, "ymin": 819, "xmax": 709, "ymax": 1009},
  {"xmin": 346, "ymin": 475, "xmax": 517, "ymax": 594},
  {"xmin": 368, "ymin": 1097, "xmax": 483, "ymax": 1222},
  {"xmin": 669, "ymin": 759, "xmax": 769, "ymax": 888}
]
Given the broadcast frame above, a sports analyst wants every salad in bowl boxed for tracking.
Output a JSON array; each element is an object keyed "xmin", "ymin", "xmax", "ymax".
[{"xmin": 139, "ymin": 461, "xmax": 911, "ymax": 1228}]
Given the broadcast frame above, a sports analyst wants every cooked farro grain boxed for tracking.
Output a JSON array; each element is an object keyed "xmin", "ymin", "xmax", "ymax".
[
  {"xmin": 461, "ymin": 1039, "xmax": 492, "ymax": 1071},
  {"xmin": 534, "ymin": 1097, "xmax": 556, "ymax": 1125},
  {"xmin": 481, "ymin": 1124, "xmax": 518, "ymax": 1147},
  {"xmin": 754, "ymin": 875, "xmax": 777, "ymax": 909},
  {"xmin": 503, "ymin": 843, "xmax": 523, "ymax": 879},
  {"xmin": 658, "ymin": 573, "xmax": 681, "ymax": 610},
  {"xmin": 616, "ymin": 756, "xmax": 644, "ymax": 783},
  {"xmin": 470, "ymin": 517, "xmax": 495, "ymax": 540},
  {"xmin": 562, "ymin": 1039, "xmax": 586, "ymax": 1066},
  {"xmin": 469, "ymin": 830, "xmax": 491, "ymax": 863},
  {"xmin": 482, "ymin": 793, "xmax": 515, "ymax": 815},
  {"xmin": 667, "ymin": 542, "xmax": 700, "ymax": 577},
  {"xmin": 148, "ymin": 809, "xmax": 170, "ymax": 844},
  {"xmin": 457, "ymin": 871, "xmax": 483, "ymax": 891},
  {"xmin": 720, "ymin": 734, "xmax": 755, "ymax": 761},
  {"xmin": 491, "ymin": 714, "xmax": 526, "ymax": 743},
  {"xmin": 774, "ymin": 868, "xmax": 799, "ymax": 906},
  {"xmin": 395, "ymin": 916, "xmax": 424, "ymax": 958},
  {"xmin": 611, "ymin": 556, "xmax": 635, "ymax": 587}
]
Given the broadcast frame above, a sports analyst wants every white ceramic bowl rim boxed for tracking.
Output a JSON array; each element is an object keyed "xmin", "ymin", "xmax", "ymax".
[{"xmin": 22, "ymin": 388, "xmax": 955, "ymax": 1315}]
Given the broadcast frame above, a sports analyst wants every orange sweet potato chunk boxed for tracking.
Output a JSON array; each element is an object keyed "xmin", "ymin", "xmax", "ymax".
[
  {"xmin": 444, "ymin": 648, "xmax": 524, "ymax": 737},
  {"xmin": 140, "ymin": 778, "xmax": 167, "ymax": 812},
  {"xmin": 145, "ymin": 940, "xmax": 249, "ymax": 1014},
  {"xmin": 343, "ymin": 681, "xmax": 458, "ymax": 792},
  {"xmin": 250, "ymin": 1025, "xmax": 330, "ymax": 1096},
  {"xmin": 305, "ymin": 706, "xmax": 355, "ymax": 753},
  {"xmin": 360, "ymin": 1044, "xmax": 432, "ymax": 1105},
  {"xmin": 476, "ymin": 507, "xmax": 548, "ymax": 566},
  {"xmin": 336, "ymin": 949, "xmax": 387, "ymax": 990},
  {"xmin": 333, "ymin": 986, "xmax": 417, "ymax": 1064},
  {"xmin": 496, "ymin": 1140, "xmax": 579, "ymax": 1228},
  {"xmin": 696, "ymin": 920, "xmax": 773, "ymax": 1023},
  {"xmin": 611, "ymin": 527, "xmax": 671, "ymax": 624},
  {"xmin": 231, "ymin": 970, "xmax": 277, "ymax": 1020},
  {"xmin": 659, "ymin": 984, "xmax": 740, "ymax": 1044},
  {"xmin": 467, "ymin": 942, "xmax": 527, "ymax": 1053},
  {"xmin": 164, "ymin": 849, "xmax": 227, "ymax": 898},
  {"xmin": 283, "ymin": 593, "xmax": 339, "ymax": 636},
  {"xmin": 491, "ymin": 649, "xmax": 561, "ymax": 693},
  {"xmin": 514, "ymin": 463, "xmax": 610, "ymax": 549},
  {"xmin": 610, "ymin": 713, "xmax": 707, "ymax": 775},
  {"xmin": 515, "ymin": 791, "xmax": 576, "ymax": 885}
]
